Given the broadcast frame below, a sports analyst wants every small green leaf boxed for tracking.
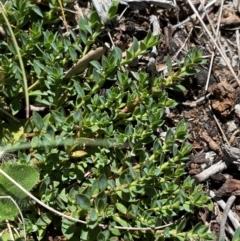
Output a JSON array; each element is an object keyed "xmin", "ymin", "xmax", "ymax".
[
  {"xmin": 98, "ymin": 175, "xmax": 107, "ymax": 191},
  {"xmin": 113, "ymin": 216, "xmax": 129, "ymax": 227},
  {"xmin": 180, "ymin": 143, "xmax": 192, "ymax": 156},
  {"xmin": 191, "ymin": 222, "xmax": 203, "ymax": 234},
  {"xmin": 89, "ymin": 208, "xmax": 98, "ymax": 221},
  {"xmin": 176, "ymin": 219, "xmax": 186, "ymax": 233},
  {"xmin": 97, "ymin": 232, "xmax": 106, "ymax": 241},
  {"xmin": 32, "ymin": 112, "xmax": 44, "ymax": 131},
  {"xmin": 182, "ymin": 203, "xmax": 190, "ymax": 212},
  {"xmin": 172, "ymin": 144, "xmax": 178, "ymax": 157},
  {"xmin": 33, "ymin": 60, "xmax": 42, "ymax": 76},
  {"xmin": 126, "ymin": 50, "xmax": 133, "ymax": 60},
  {"xmin": 91, "ymin": 179, "xmax": 99, "ymax": 196},
  {"xmin": 140, "ymin": 41, "xmax": 146, "ymax": 51},
  {"xmin": 36, "ymin": 213, "xmax": 52, "ymax": 226},
  {"xmin": 165, "ymin": 129, "xmax": 174, "ymax": 143},
  {"xmin": 91, "ymin": 60, "xmax": 102, "ymax": 70},
  {"xmin": 52, "ymin": 111, "xmax": 64, "ymax": 124},
  {"xmin": 76, "ymin": 194, "xmax": 90, "ymax": 210},
  {"xmin": 112, "ymin": 47, "xmax": 122, "ymax": 62},
  {"xmin": 110, "ymin": 228, "xmax": 121, "ymax": 236},
  {"xmin": 128, "ymin": 164, "xmax": 136, "ymax": 179},
  {"xmin": 97, "ymin": 198, "xmax": 106, "ymax": 213},
  {"xmin": 108, "ymin": 1, "xmax": 119, "ymax": 20},
  {"xmin": 32, "ymin": 5, "xmax": 43, "ymax": 17},
  {"xmin": 74, "ymin": 82, "xmax": 85, "ymax": 98},
  {"xmin": 129, "ymin": 37, "xmax": 138, "ymax": 54},
  {"xmin": 93, "ymin": 69, "xmax": 100, "ymax": 83},
  {"xmin": 80, "ymin": 30, "xmax": 87, "ymax": 44},
  {"xmin": 85, "ymin": 25, "xmax": 93, "ymax": 35},
  {"xmin": 184, "ymin": 55, "xmax": 191, "ymax": 66},
  {"xmin": 69, "ymin": 47, "xmax": 77, "ymax": 61},
  {"xmin": 115, "ymin": 203, "xmax": 127, "ymax": 214}
]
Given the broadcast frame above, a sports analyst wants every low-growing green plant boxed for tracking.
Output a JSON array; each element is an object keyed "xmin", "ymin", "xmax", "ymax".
[{"xmin": 0, "ymin": 1, "xmax": 216, "ymax": 241}]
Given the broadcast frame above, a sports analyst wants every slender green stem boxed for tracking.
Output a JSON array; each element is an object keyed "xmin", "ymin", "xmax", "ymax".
[
  {"xmin": 57, "ymin": 0, "xmax": 68, "ymax": 32},
  {"xmin": 2, "ymin": 137, "xmax": 123, "ymax": 152},
  {"xmin": 0, "ymin": 3, "xmax": 30, "ymax": 118},
  {"xmin": 28, "ymin": 79, "xmax": 40, "ymax": 91}
]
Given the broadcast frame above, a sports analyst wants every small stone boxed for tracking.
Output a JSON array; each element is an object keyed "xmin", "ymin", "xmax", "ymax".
[
  {"xmin": 232, "ymin": 56, "xmax": 238, "ymax": 68},
  {"xmin": 226, "ymin": 120, "xmax": 237, "ymax": 133},
  {"xmin": 234, "ymin": 104, "xmax": 240, "ymax": 119}
]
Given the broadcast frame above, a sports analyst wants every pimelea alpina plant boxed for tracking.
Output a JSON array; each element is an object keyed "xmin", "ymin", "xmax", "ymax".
[{"xmin": 0, "ymin": 1, "xmax": 216, "ymax": 241}]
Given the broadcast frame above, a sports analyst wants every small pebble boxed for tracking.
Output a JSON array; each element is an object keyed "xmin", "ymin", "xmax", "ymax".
[
  {"xmin": 160, "ymin": 132, "xmax": 166, "ymax": 138},
  {"xmin": 226, "ymin": 120, "xmax": 237, "ymax": 133},
  {"xmin": 205, "ymin": 151, "xmax": 216, "ymax": 164},
  {"xmin": 201, "ymin": 151, "xmax": 216, "ymax": 169},
  {"xmin": 232, "ymin": 56, "xmax": 238, "ymax": 68},
  {"xmin": 234, "ymin": 104, "xmax": 240, "ymax": 119}
]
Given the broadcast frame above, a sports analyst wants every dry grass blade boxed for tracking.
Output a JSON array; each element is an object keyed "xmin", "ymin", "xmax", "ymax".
[
  {"xmin": 186, "ymin": 0, "xmax": 240, "ymax": 87},
  {"xmin": 57, "ymin": 0, "xmax": 69, "ymax": 32},
  {"xmin": 200, "ymin": 0, "xmax": 223, "ymax": 92},
  {"xmin": 63, "ymin": 47, "xmax": 106, "ymax": 78}
]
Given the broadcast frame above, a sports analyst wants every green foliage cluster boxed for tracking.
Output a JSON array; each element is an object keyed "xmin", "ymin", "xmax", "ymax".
[{"xmin": 0, "ymin": 1, "xmax": 216, "ymax": 241}]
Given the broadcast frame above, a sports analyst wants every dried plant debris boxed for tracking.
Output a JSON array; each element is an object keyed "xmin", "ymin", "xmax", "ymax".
[
  {"xmin": 215, "ymin": 179, "xmax": 240, "ymax": 197},
  {"xmin": 208, "ymin": 80, "xmax": 237, "ymax": 117},
  {"xmin": 221, "ymin": 8, "xmax": 240, "ymax": 26},
  {"xmin": 92, "ymin": 0, "xmax": 175, "ymax": 22}
]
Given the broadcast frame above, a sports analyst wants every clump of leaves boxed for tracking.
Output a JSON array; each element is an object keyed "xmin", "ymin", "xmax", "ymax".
[
  {"xmin": 0, "ymin": 1, "xmax": 215, "ymax": 241},
  {"xmin": 152, "ymin": 50, "xmax": 207, "ymax": 93}
]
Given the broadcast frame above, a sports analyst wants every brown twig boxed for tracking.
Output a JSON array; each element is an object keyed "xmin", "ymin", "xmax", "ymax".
[
  {"xmin": 63, "ymin": 47, "xmax": 106, "ymax": 78},
  {"xmin": 219, "ymin": 195, "xmax": 236, "ymax": 241}
]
